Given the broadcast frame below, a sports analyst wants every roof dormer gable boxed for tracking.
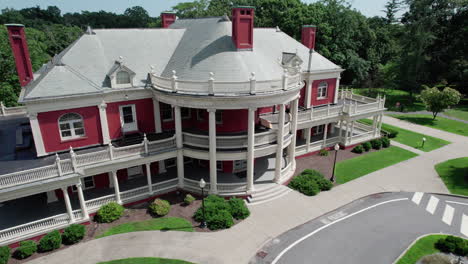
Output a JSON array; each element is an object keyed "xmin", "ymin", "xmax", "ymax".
[{"xmin": 107, "ymin": 57, "xmax": 136, "ymax": 88}]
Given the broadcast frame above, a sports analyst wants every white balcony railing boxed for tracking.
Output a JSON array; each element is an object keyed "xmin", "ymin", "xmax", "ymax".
[
  {"xmin": 150, "ymin": 71, "xmax": 302, "ymax": 96},
  {"xmin": 0, "ymin": 102, "xmax": 27, "ymax": 117},
  {"xmin": 297, "ymin": 104, "xmax": 343, "ymax": 123},
  {"xmin": 0, "ymin": 135, "xmax": 177, "ymax": 190}
]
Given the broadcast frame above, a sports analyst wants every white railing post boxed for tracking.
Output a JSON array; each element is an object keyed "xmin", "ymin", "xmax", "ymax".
[
  {"xmin": 69, "ymin": 147, "xmax": 77, "ymax": 172},
  {"xmin": 208, "ymin": 72, "xmax": 215, "ymax": 95},
  {"xmin": 76, "ymin": 182, "xmax": 89, "ymax": 220},
  {"xmin": 327, "ymin": 104, "xmax": 330, "ymax": 116},
  {"xmin": 143, "ymin": 133, "xmax": 148, "ymax": 155},
  {"xmin": 354, "ymin": 101, "xmax": 358, "ymax": 114},
  {"xmin": 171, "ymin": 70, "xmax": 178, "ymax": 92},
  {"xmin": 55, "ymin": 154, "xmax": 62, "ymax": 176},
  {"xmin": 282, "ymin": 69, "xmax": 288, "ymax": 90},
  {"xmin": 0, "ymin": 101, "xmax": 5, "ymax": 116},
  {"xmin": 310, "ymin": 106, "xmax": 314, "ymax": 120},
  {"xmin": 108, "ymin": 143, "xmax": 114, "ymax": 160},
  {"xmin": 249, "ymin": 72, "xmax": 256, "ymax": 95},
  {"xmin": 382, "ymin": 95, "xmax": 386, "ymax": 109},
  {"xmin": 111, "ymin": 171, "xmax": 122, "ymax": 204}
]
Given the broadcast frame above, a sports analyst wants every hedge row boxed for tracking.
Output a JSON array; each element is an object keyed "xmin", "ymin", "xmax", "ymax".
[
  {"xmin": 352, "ymin": 138, "xmax": 390, "ymax": 153},
  {"xmin": 193, "ymin": 195, "xmax": 250, "ymax": 230},
  {"xmin": 5, "ymin": 224, "xmax": 87, "ymax": 261},
  {"xmin": 288, "ymin": 169, "xmax": 333, "ymax": 196},
  {"xmin": 435, "ymin": 235, "xmax": 468, "ymax": 256}
]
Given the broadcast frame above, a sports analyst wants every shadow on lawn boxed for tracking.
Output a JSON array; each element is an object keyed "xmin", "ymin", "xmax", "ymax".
[
  {"xmin": 395, "ymin": 115, "xmax": 437, "ymax": 126},
  {"xmin": 445, "ymin": 166, "xmax": 468, "ymax": 189}
]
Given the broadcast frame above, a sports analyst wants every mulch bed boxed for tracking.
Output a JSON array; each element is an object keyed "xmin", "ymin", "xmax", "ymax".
[
  {"xmin": 8, "ymin": 191, "xmax": 240, "ymax": 263},
  {"xmin": 294, "ymin": 146, "xmax": 382, "ymax": 180}
]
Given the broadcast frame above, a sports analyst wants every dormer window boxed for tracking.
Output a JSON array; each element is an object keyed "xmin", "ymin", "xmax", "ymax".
[
  {"xmin": 116, "ymin": 71, "xmax": 131, "ymax": 84},
  {"xmin": 318, "ymin": 81, "xmax": 328, "ymax": 99},
  {"xmin": 107, "ymin": 59, "xmax": 136, "ymax": 88}
]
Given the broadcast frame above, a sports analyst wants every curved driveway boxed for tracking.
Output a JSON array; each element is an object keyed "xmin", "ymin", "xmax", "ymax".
[{"xmin": 255, "ymin": 192, "xmax": 468, "ymax": 264}]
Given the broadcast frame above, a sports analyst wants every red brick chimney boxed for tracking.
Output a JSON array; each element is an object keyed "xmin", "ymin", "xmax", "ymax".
[
  {"xmin": 6, "ymin": 24, "xmax": 34, "ymax": 87},
  {"xmin": 231, "ymin": 6, "xmax": 254, "ymax": 50},
  {"xmin": 301, "ymin": 25, "xmax": 317, "ymax": 50},
  {"xmin": 161, "ymin": 12, "xmax": 176, "ymax": 28}
]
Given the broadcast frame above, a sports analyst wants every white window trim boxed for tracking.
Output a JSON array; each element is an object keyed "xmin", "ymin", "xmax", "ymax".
[
  {"xmin": 111, "ymin": 70, "xmax": 134, "ymax": 89},
  {"xmin": 161, "ymin": 103, "xmax": 174, "ymax": 122},
  {"xmin": 72, "ymin": 176, "xmax": 95, "ymax": 192},
  {"xmin": 127, "ymin": 166, "xmax": 143, "ymax": 180},
  {"xmin": 216, "ymin": 161, "xmax": 223, "ymax": 171},
  {"xmin": 116, "ymin": 71, "xmax": 131, "ymax": 85},
  {"xmin": 181, "ymin": 107, "xmax": 191, "ymax": 120},
  {"xmin": 317, "ymin": 81, "xmax": 328, "ymax": 99},
  {"xmin": 315, "ymin": 124, "xmax": 325, "ymax": 134},
  {"xmin": 119, "ymin": 104, "xmax": 138, "ymax": 132},
  {"xmin": 233, "ymin": 160, "xmax": 247, "ymax": 172},
  {"xmin": 196, "ymin": 109, "xmax": 205, "ymax": 121},
  {"xmin": 216, "ymin": 110, "xmax": 223, "ymax": 125},
  {"xmin": 58, "ymin": 113, "xmax": 86, "ymax": 141}
]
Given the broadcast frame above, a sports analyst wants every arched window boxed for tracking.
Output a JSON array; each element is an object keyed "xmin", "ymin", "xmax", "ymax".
[
  {"xmin": 59, "ymin": 113, "xmax": 85, "ymax": 140},
  {"xmin": 318, "ymin": 82, "xmax": 328, "ymax": 98},
  {"xmin": 116, "ymin": 71, "xmax": 131, "ymax": 84}
]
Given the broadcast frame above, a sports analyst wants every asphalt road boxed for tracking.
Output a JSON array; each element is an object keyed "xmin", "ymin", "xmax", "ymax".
[{"xmin": 253, "ymin": 192, "xmax": 468, "ymax": 264}]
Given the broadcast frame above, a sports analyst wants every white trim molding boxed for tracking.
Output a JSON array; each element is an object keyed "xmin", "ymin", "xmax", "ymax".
[{"xmin": 28, "ymin": 113, "xmax": 47, "ymax": 157}]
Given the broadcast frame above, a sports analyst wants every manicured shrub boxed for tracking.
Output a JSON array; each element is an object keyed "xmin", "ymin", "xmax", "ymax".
[
  {"xmin": 184, "ymin": 194, "xmax": 196, "ymax": 205},
  {"xmin": 435, "ymin": 235, "xmax": 468, "ymax": 256},
  {"xmin": 62, "ymin": 224, "xmax": 86, "ymax": 245},
  {"xmin": 362, "ymin": 142, "xmax": 371, "ymax": 152},
  {"xmin": 95, "ymin": 202, "xmax": 125, "ymax": 223},
  {"xmin": 14, "ymin": 240, "xmax": 37, "ymax": 259},
  {"xmin": 319, "ymin": 149, "xmax": 329, "ymax": 156},
  {"xmin": 382, "ymin": 128, "xmax": 399, "ymax": 138},
  {"xmin": 206, "ymin": 210, "xmax": 234, "ymax": 230},
  {"xmin": 0, "ymin": 246, "xmax": 9, "ymax": 264},
  {"xmin": 381, "ymin": 137, "xmax": 391, "ymax": 148},
  {"xmin": 228, "ymin": 198, "xmax": 250, "ymax": 220},
  {"xmin": 148, "ymin": 199, "xmax": 171, "ymax": 217},
  {"xmin": 288, "ymin": 174, "xmax": 320, "ymax": 196},
  {"xmin": 38, "ymin": 230, "xmax": 61, "ymax": 252},
  {"xmin": 352, "ymin": 145, "xmax": 364, "ymax": 154},
  {"xmin": 370, "ymin": 139, "xmax": 382, "ymax": 149},
  {"xmin": 194, "ymin": 195, "xmax": 229, "ymax": 222},
  {"xmin": 311, "ymin": 175, "xmax": 333, "ymax": 191}
]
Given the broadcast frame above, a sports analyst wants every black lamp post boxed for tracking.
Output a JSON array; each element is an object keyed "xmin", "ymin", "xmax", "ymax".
[
  {"xmin": 331, "ymin": 144, "xmax": 340, "ymax": 182},
  {"xmin": 199, "ymin": 178, "xmax": 207, "ymax": 228}
]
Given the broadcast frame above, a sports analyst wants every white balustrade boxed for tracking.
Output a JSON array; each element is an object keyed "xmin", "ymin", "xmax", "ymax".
[
  {"xmin": 85, "ymin": 194, "xmax": 116, "ymax": 211},
  {"xmin": 217, "ymin": 182, "xmax": 247, "ymax": 193},
  {"xmin": 120, "ymin": 186, "xmax": 149, "ymax": 202},
  {"xmin": 0, "ymin": 102, "xmax": 27, "ymax": 116}
]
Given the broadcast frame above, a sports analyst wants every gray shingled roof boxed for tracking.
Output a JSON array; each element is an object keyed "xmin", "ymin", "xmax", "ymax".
[{"xmin": 21, "ymin": 17, "xmax": 340, "ymax": 101}]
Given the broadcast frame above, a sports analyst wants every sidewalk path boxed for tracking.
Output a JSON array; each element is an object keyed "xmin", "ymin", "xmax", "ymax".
[
  {"xmin": 29, "ymin": 116, "xmax": 468, "ymax": 264},
  {"xmin": 386, "ymin": 110, "xmax": 468, "ymax": 124}
]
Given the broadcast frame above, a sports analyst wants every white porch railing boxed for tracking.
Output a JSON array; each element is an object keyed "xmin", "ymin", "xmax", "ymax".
[
  {"xmin": 183, "ymin": 129, "xmax": 279, "ymax": 150},
  {"xmin": 150, "ymin": 71, "xmax": 302, "ymax": 96},
  {"xmin": 217, "ymin": 182, "xmax": 247, "ymax": 193},
  {"xmin": 183, "ymin": 178, "xmax": 211, "ymax": 193},
  {"xmin": 0, "ymin": 135, "xmax": 177, "ymax": 190},
  {"xmin": 85, "ymin": 194, "xmax": 117, "ymax": 211},
  {"xmin": 297, "ymin": 104, "xmax": 343, "ymax": 123},
  {"xmin": 0, "ymin": 102, "xmax": 27, "ymax": 117},
  {"xmin": 349, "ymin": 131, "xmax": 375, "ymax": 144}
]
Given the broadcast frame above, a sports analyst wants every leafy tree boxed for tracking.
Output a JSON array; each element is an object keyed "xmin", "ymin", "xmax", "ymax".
[
  {"xmin": 420, "ymin": 85, "xmax": 461, "ymax": 120},
  {"xmin": 123, "ymin": 6, "xmax": 151, "ymax": 28},
  {"xmin": 383, "ymin": 0, "xmax": 402, "ymax": 24}
]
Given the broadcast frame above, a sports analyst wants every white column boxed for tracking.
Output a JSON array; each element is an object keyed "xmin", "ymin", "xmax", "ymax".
[
  {"xmin": 344, "ymin": 121, "xmax": 350, "ymax": 144},
  {"xmin": 274, "ymin": 104, "xmax": 285, "ymax": 182},
  {"xmin": 331, "ymin": 122, "xmax": 336, "ymax": 134},
  {"xmin": 46, "ymin": 191, "xmax": 58, "ymax": 203},
  {"xmin": 287, "ymin": 99, "xmax": 299, "ymax": 164},
  {"xmin": 305, "ymin": 127, "xmax": 311, "ymax": 152},
  {"xmin": 146, "ymin": 163, "xmax": 153, "ymax": 194},
  {"xmin": 153, "ymin": 98, "xmax": 166, "ymax": 173},
  {"xmin": 108, "ymin": 173, "xmax": 114, "ymax": 188},
  {"xmin": 28, "ymin": 113, "xmax": 47, "ymax": 157},
  {"xmin": 246, "ymin": 108, "xmax": 255, "ymax": 193},
  {"xmin": 305, "ymin": 77, "xmax": 313, "ymax": 109},
  {"xmin": 110, "ymin": 171, "xmax": 122, "ymax": 204},
  {"xmin": 174, "ymin": 106, "xmax": 184, "ymax": 188},
  {"xmin": 334, "ymin": 77, "xmax": 341, "ymax": 104},
  {"xmin": 208, "ymin": 109, "xmax": 218, "ymax": 194},
  {"xmin": 61, "ymin": 187, "xmax": 75, "ymax": 223},
  {"xmin": 98, "ymin": 101, "xmax": 110, "ymax": 145},
  {"xmin": 75, "ymin": 182, "xmax": 89, "ymax": 220},
  {"xmin": 322, "ymin": 123, "xmax": 329, "ymax": 146},
  {"xmin": 378, "ymin": 114, "xmax": 383, "ymax": 135},
  {"xmin": 372, "ymin": 115, "xmax": 378, "ymax": 136},
  {"xmin": 349, "ymin": 121, "xmax": 355, "ymax": 143},
  {"xmin": 338, "ymin": 120, "xmax": 344, "ymax": 140}
]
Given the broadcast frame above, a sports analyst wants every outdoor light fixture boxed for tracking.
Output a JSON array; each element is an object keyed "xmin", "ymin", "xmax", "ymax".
[
  {"xmin": 422, "ymin": 137, "xmax": 426, "ymax": 148},
  {"xmin": 199, "ymin": 178, "xmax": 207, "ymax": 228},
  {"xmin": 331, "ymin": 144, "xmax": 340, "ymax": 182}
]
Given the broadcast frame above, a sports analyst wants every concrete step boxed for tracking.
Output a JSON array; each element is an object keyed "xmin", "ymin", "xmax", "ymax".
[{"xmin": 247, "ymin": 184, "xmax": 291, "ymax": 205}]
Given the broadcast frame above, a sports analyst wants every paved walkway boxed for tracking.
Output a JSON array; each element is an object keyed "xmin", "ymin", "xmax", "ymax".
[
  {"xmin": 29, "ymin": 116, "xmax": 468, "ymax": 264},
  {"xmin": 386, "ymin": 110, "xmax": 468, "ymax": 124}
]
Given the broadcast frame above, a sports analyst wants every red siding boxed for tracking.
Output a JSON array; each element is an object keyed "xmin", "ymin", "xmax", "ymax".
[
  {"xmin": 106, "ymin": 99, "xmax": 155, "ymax": 139},
  {"xmin": 94, "ymin": 173, "xmax": 110, "ymax": 189},
  {"xmin": 38, "ymin": 106, "xmax": 102, "ymax": 153},
  {"xmin": 299, "ymin": 82, "xmax": 306, "ymax": 107},
  {"xmin": 222, "ymin": 161, "xmax": 233, "ymax": 173},
  {"xmin": 310, "ymin": 78, "xmax": 336, "ymax": 106},
  {"xmin": 117, "ymin": 169, "xmax": 128, "ymax": 183},
  {"xmin": 258, "ymin": 106, "xmax": 274, "ymax": 115}
]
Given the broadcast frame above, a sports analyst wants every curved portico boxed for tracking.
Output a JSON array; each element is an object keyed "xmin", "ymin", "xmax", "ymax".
[{"xmin": 149, "ymin": 69, "xmax": 302, "ymax": 195}]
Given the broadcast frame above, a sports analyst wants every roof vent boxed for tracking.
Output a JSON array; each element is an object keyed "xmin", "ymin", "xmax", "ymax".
[
  {"xmin": 219, "ymin": 14, "xmax": 230, "ymax": 22},
  {"xmin": 85, "ymin": 26, "xmax": 95, "ymax": 35},
  {"xmin": 276, "ymin": 26, "xmax": 281, "ymax": 32}
]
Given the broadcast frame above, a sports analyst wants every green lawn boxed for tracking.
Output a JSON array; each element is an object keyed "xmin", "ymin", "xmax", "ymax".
[
  {"xmin": 444, "ymin": 100, "xmax": 468, "ymax": 121},
  {"xmin": 359, "ymin": 119, "xmax": 450, "ymax": 152},
  {"xmin": 96, "ymin": 217, "xmax": 194, "ymax": 238},
  {"xmin": 396, "ymin": 235, "xmax": 447, "ymax": 264},
  {"xmin": 97, "ymin": 257, "xmax": 195, "ymax": 264},
  {"xmin": 353, "ymin": 88, "xmax": 425, "ymax": 112},
  {"xmin": 435, "ymin": 157, "xmax": 468, "ymax": 196},
  {"xmin": 389, "ymin": 114, "xmax": 468, "ymax": 136},
  {"xmin": 335, "ymin": 146, "xmax": 418, "ymax": 184}
]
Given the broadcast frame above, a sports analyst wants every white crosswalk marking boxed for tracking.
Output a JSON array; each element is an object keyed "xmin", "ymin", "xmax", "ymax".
[
  {"xmin": 442, "ymin": 204, "xmax": 454, "ymax": 226},
  {"xmin": 426, "ymin": 196, "xmax": 439, "ymax": 214},
  {"xmin": 412, "ymin": 192, "xmax": 424, "ymax": 205},
  {"xmin": 461, "ymin": 214, "xmax": 468, "ymax": 238}
]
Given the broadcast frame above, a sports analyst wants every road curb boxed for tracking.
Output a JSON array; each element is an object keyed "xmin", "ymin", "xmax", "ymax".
[
  {"xmin": 391, "ymin": 233, "xmax": 454, "ymax": 264},
  {"xmin": 428, "ymin": 192, "xmax": 468, "ymax": 199}
]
